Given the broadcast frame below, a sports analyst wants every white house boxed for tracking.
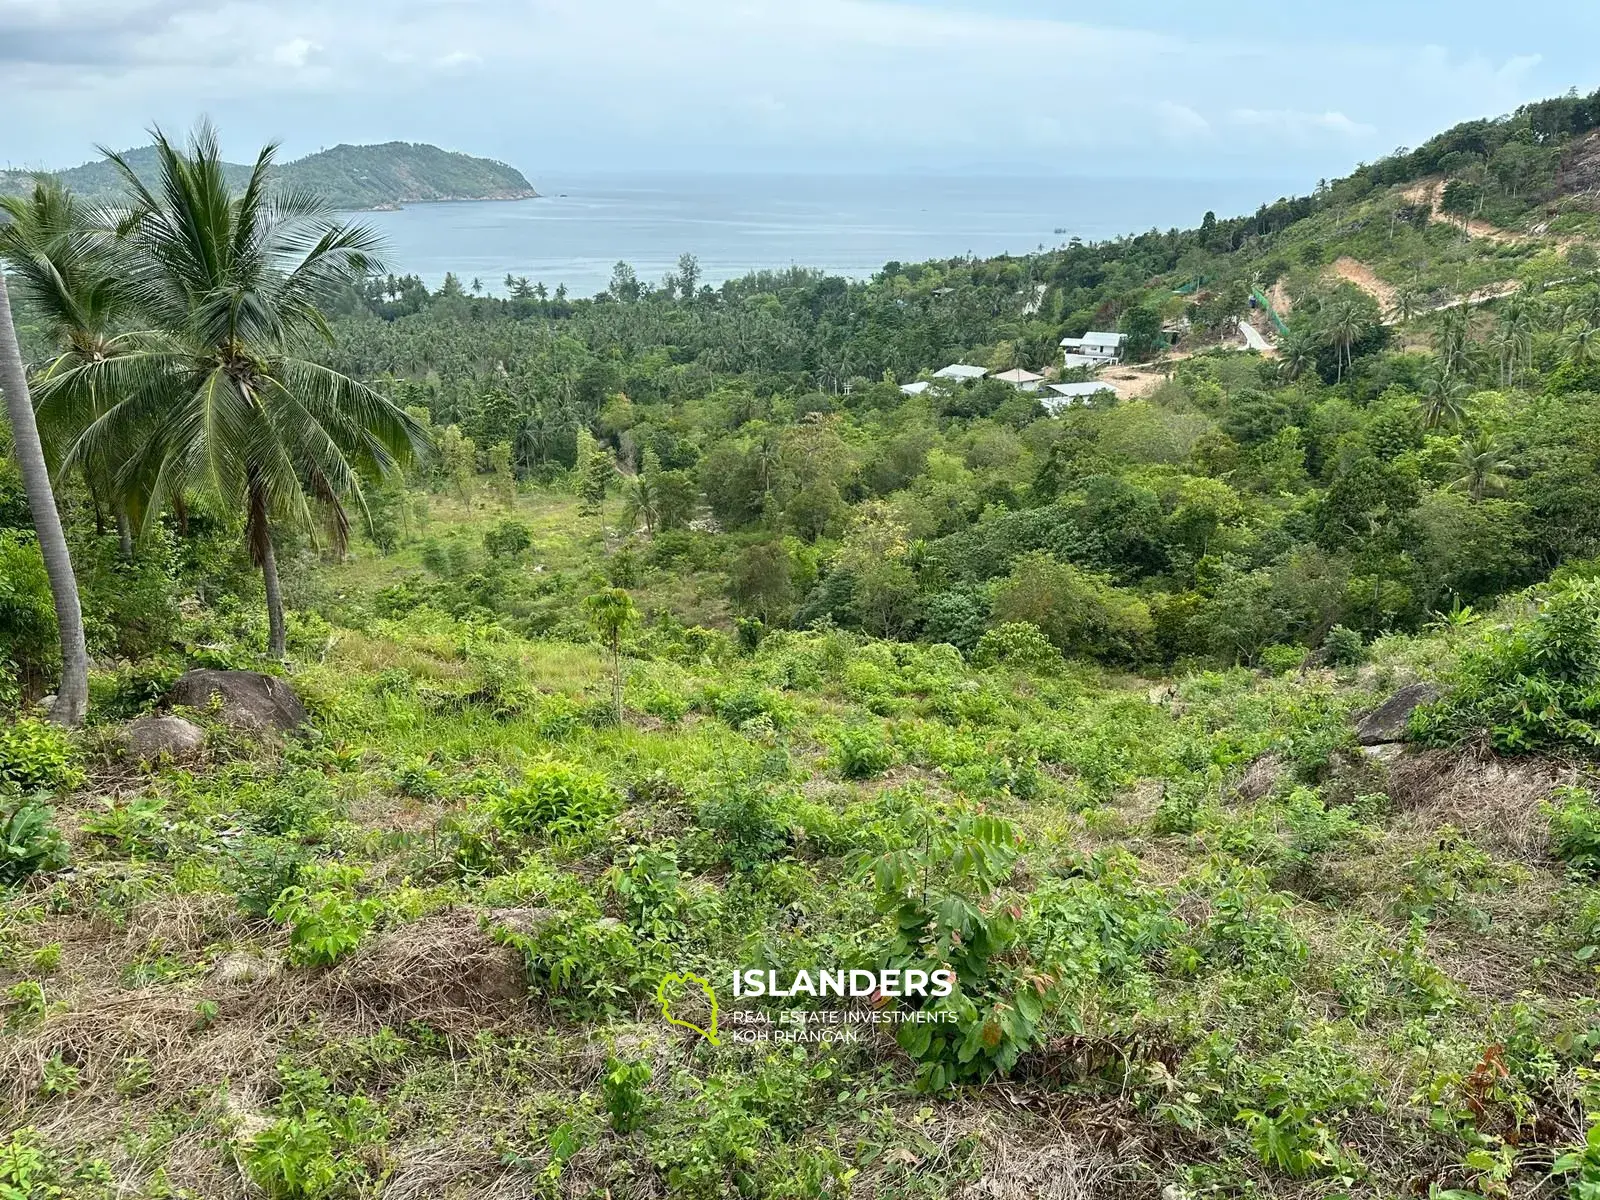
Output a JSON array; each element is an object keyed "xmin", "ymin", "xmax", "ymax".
[
  {"xmin": 1059, "ymin": 331, "xmax": 1126, "ymax": 367},
  {"xmin": 992, "ymin": 367, "xmax": 1043, "ymax": 392},
  {"xmin": 933, "ymin": 363, "xmax": 989, "ymax": 381},
  {"xmin": 899, "ymin": 380, "xmax": 934, "ymax": 397},
  {"xmin": 1042, "ymin": 381, "xmax": 1117, "ymax": 413}
]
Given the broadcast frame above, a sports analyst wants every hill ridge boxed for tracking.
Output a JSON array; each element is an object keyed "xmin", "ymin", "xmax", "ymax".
[{"xmin": 0, "ymin": 140, "xmax": 538, "ymax": 212}]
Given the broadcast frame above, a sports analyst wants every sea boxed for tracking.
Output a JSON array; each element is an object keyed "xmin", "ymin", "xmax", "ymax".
[{"xmin": 355, "ymin": 171, "xmax": 1304, "ymax": 298}]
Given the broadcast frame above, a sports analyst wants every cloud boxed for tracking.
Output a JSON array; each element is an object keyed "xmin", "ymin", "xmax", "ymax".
[
  {"xmin": 269, "ymin": 38, "xmax": 320, "ymax": 69},
  {"xmin": 1229, "ymin": 108, "xmax": 1377, "ymax": 139},
  {"xmin": 1156, "ymin": 102, "xmax": 1214, "ymax": 141},
  {"xmin": 0, "ymin": 0, "xmax": 1582, "ymax": 177}
]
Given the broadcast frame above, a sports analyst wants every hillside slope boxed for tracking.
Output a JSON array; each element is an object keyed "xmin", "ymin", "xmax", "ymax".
[{"xmin": 0, "ymin": 141, "xmax": 538, "ymax": 211}]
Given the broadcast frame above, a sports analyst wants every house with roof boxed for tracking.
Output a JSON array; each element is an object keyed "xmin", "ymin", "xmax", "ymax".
[
  {"xmin": 933, "ymin": 363, "xmax": 989, "ymax": 381},
  {"xmin": 1059, "ymin": 331, "xmax": 1126, "ymax": 370},
  {"xmin": 1042, "ymin": 381, "xmax": 1117, "ymax": 413},
  {"xmin": 992, "ymin": 367, "xmax": 1043, "ymax": 392},
  {"xmin": 899, "ymin": 380, "xmax": 934, "ymax": 397}
]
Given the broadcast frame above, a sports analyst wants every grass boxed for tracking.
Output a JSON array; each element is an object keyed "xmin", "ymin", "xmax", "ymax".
[{"xmin": 3, "ymin": 489, "xmax": 1600, "ymax": 1199}]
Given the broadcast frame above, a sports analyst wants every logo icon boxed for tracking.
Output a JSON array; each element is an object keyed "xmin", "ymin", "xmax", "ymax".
[{"xmin": 657, "ymin": 972, "xmax": 720, "ymax": 1045}]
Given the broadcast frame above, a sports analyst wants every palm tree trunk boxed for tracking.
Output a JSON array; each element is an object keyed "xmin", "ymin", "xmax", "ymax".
[
  {"xmin": 248, "ymin": 483, "xmax": 287, "ymax": 659},
  {"xmin": 262, "ymin": 533, "xmax": 286, "ymax": 659},
  {"xmin": 0, "ymin": 272, "xmax": 88, "ymax": 725},
  {"xmin": 115, "ymin": 505, "xmax": 133, "ymax": 560}
]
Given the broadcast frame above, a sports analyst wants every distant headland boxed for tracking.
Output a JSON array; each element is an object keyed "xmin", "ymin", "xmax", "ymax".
[{"xmin": 0, "ymin": 141, "xmax": 538, "ymax": 212}]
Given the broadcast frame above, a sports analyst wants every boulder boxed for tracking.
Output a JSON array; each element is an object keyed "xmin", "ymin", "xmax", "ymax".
[
  {"xmin": 123, "ymin": 715, "xmax": 206, "ymax": 762},
  {"xmin": 1353, "ymin": 681, "xmax": 1440, "ymax": 746},
  {"xmin": 169, "ymin": 669, "xmax": 307, "ymax": 733}
]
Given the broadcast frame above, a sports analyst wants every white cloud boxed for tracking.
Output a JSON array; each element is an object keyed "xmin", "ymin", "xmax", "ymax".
[
  {"xmin": 1156, "ymin": 102, "xmax": 1214, "ymax": 141},
  {"xmin": 1229, "ymin": 108, "xmax": 1377, "ymax": 139},
  {"xmin": 269, "ymin": 38, "xmax": 319, "ymax": 69},
  {"xmin": 0, "ymin": 0, "xmax": 1580, "ymax": 176}
]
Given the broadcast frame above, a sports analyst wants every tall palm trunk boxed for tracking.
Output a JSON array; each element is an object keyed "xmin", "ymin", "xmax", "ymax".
[
  {"xmin": 0, "ymin": 272, "xmax": 88, "ymax": 725},
  {"xmin": 248, "ymin": 484, "xmax": 287, "ymax": 659}
]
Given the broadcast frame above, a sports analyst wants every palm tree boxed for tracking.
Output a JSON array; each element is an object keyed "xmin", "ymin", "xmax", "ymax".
[
  {"xmin": 1418, "ymin": 371, "xmax": 1472, "ymax": 431},
  {"xmin": 1276, "ymin": 328, "xmax": 1318, "ymax": 381},
  {"xmin": 1322, "ymin": 299, "xmax": 1364, "ymax": 383},
  {"xmin": 42, "ymin": 123, "xmax": 428, "ymax": 659},
  {"xmin": 1, "ymin": 179, "xmax": 140, "ymax": 555},
  {"xmin": 1451, "ymin": 432, "xmax": 1512, "ymax": 502},
  {"xmin": 1564, "ymin": 322, "xmax": 1600, "ymax": 366},
  {"xmin": 0, "ymin": 271, "xmax": 89, "ymax": 724},
  {"xmin": 1434, "ymin": 306, "xmax": 1472, "ymax": 378}
]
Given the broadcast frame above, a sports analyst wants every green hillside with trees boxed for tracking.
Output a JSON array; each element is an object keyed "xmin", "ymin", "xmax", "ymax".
[
  {"xmin": 9, "ymin": 92, "xmax": 1600, "ymax": 1198},
  {"xmin": 0, "ymin": 140, "xmax": 537, "ymax": 211}
]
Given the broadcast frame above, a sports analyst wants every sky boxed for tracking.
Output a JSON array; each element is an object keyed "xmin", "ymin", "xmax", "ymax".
[{"xmin": 4, "ymin": 0, "xmax": 1600, "ymax": 191}]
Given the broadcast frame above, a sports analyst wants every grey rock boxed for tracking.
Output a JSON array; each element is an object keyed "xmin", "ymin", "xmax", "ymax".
[
  {"xmin": 1354, "ymin": 681, "xmax": 1440, "ymax": 746},
  {"xmin": 123, "ymin": 715, "xmax": 206, "ymax": 762},
  {"xmin": 1358, "ymin": 742, "xmax": 1407, "ymax": 765},
  {"xmin": 169, "ymin": 669, "xmax": 307, "ymax": 733}
]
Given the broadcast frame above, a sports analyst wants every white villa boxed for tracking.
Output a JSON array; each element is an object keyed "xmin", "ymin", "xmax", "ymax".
[
  {"xmin": 1059, "ymin": 331, "xmax": 1126, "ymax": 370},
  {"xmin": 992, "ymin": 367, "xmax": 1043, "ymax": 392},
  {"xmin": 899, "ymin": 380, "xmax": 934, "ymax": 396},
  {"xmin": 1042, "ymin": 381, "xmax": 1117, "ymax": 413},
  {"xmin": 933, "ymin": 363, "xmax": 989, "ymax": 381}
]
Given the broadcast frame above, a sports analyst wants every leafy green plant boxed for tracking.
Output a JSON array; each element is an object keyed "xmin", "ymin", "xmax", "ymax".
[
  {"xmin": 1413, "ymin": 579, "xmax": 1600, "ymax": 754},
  {"xmin": 226, "ymin": 836, "xmax": 309, "ymax": 918},
  {"xmin": 491, "ymin": 759, "xmax": 619, "ymax": 840},
  {"xmin": 0, "ymin": 720, "xmax": 81, "ymax": 793},
  {"xmin": 602, "ymin": 845, "xmax": 690, "ymax": 939},
  {"xmin": 244, "ymin": 1063, "xmax": 388, "ymax": 1199},
  {"xmin": 833, "ymin": 724, "xmax": 893, "ymax": 779},
  {"xmin": 81, "ymin": 795, "xmax": 169, "ymax": 859},
  {"xmin": 602, "ymin": 1057, "xmax": 653, "ymax": 1133},
  {"xmin": 1549, "ymin": 787, "xmax": 1600, "ymax": 876},
  {"xmin": 0, "ymin": 793, "xmax": 67, "ymax": 888},
  {"xmin": 971, "ymin": 622, "xmax": 1060, "ymax": 672},
  {"xmin": 868, "ymin": 810, "xmax": 1050, "ymax": 1089},
  {"xmin": 696, "ymin": 784, "xmax": 790, "ymax": 870},
  {"xmin": 0, "ymin": 1126, "xmax": 55, "ymax": 1200},
  {"xmin": 269, "ymin": 866, "xmax": 382, "ymax": 967},
  {"xmin": 1323, "ymin": 624, "xmax": 1366, "ymax": 666}
]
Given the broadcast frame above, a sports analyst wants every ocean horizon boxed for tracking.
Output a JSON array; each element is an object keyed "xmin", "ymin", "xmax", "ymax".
[{"xmin": 355, "ymin": 170, "xmax": 1306, "ymax": 298}]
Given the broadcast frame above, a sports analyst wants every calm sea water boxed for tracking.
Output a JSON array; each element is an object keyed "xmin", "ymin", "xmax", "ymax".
[{"xmin": 356, "ymin": 172, "xmax": 1302, "ymax": 298}]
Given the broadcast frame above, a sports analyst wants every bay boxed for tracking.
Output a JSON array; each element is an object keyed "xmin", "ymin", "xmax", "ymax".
[{"xmin": 356, "ymin": 171, "xmax": 1304, "ymax": 298}]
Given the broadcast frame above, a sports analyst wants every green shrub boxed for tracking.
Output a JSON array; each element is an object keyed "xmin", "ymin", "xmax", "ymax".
[
  {"xmin": 0, "ymin": 719, "xmax": 82, "ymax": 793},
  {"xmin": 832, "ymin": 724, "xmax": 893, "ymax": 779},
  {"xmin": 868, "ymin": 810, "xmax": 1048, "ymax": 1089},
  {"xmin": 483, "ymin": 519, "xmax": 533, "ymax": 559},
  {"xmin": 491, "ymin": 759, "xmax": 619, "ymax": 839},
  {"xmin": 0, "ymin": 1126, "xmax": 55, "ymax": 1198},
  {"xmin": 244, "ymin": 1063, "xmax": 388, "ymax": 1200},
  {"xmin": 0, "ymin": 533, "xmax": 59, "ymax": 705},
  {"xmin": 1549, "ymin": 787, "xmax": 1600, "ymax": 876},
  {"xmin": 226, "ymin": 837, "xmax": 309, "ymax": 918},
  {"xmin": 602, "ymin": 1057, "xmax": 653, "ymax": 1133},
  {"xmin": 1259, "ymin": 643, "xmax": 1304, "ymax": 674},
  {"xmin": 1413, "ymin": 579, "xmax": 1600, "ymax": 754},
  {"xmin": 971, "ymin": 622, "xmax": 1060, "ymax": 672},
  {"xmin": 1322, "ymin": 624, "xmax": 1366, "ymax": 666},
  {"xmin": 269, "ymin": 867, "xmax": 382, "ymax": 967},
  {"xmin": 642, "ymin": 688, "xmax": 690, "ymax": 723},
  {"xmin": 0, "ymin": 793, "xmax": 68, "ymax": 888},
  {"xmin": 88, "ymin": 659, "xmax": 183, "ymax": 720},
  {"xmin": 696, "ymin": 785, "xmax": 790, "ymax": 870}
]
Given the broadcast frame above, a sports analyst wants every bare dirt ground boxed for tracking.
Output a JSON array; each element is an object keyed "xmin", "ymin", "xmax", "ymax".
[
  {"xmin": 1402, "ymin": 178, "xmax": 1528, "ymax": 244},
  {"xmin": 1330, "ymin": 256, "xmax": 1400, "ymax": 314},
  {"xmin": 1267, "ymin": 280, "xmax": 1293, "ymax": 321}
]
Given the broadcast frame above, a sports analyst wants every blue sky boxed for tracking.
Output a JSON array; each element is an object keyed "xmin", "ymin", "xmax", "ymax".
[{"xmin": 3, "ymin": 0, "xmax": 1596, "ymax": 193}]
